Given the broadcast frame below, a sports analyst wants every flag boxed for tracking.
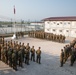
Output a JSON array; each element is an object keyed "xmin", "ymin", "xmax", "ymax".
[{"xmin": 14, "ymin": 5, "xmax": 16, "ymax": 14}]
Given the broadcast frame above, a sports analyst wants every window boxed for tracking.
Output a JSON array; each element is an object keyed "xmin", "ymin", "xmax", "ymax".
[
  {"xmin": 68, "ymin": 22, "xmax": 70, "ymax": 24},
  {"xmin": 53, "ymin": 29, "xmax": 56, "ymax": 31},
  {"xmin": 60, "ymin": 22, "xmax": 62, "ymax": 24},
  {"xmin": 59, "ymin": 30, "xmax": 62, "ymax": 32},
  {"xmin": 57, "ymin": 23, "xmax": 59, "ymax": 25},
  {"xmin": 66, "ymin": 30, "xmax": 69, "ymax": 32},
  {"xmin": 47, "ymin": 29, "xmax": 49, "ymax": 31},
  {"xmin": 64, "ymin": 22, "xmax": 66, "ymax": 25}
]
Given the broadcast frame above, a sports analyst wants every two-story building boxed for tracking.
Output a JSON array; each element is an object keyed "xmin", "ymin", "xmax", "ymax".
[{"xmin": 42, "ymin": 16, "xmax": 76, "ymax": 37}]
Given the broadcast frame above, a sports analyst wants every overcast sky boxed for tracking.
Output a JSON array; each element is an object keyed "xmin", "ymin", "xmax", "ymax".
[{"xmin": 0, "ymin": 0, "xmax": 76, "ymax": 21}]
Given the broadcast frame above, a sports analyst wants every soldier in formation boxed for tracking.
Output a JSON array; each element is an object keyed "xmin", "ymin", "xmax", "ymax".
[
  {"xmin": 60, "ymin": 38, "xmax": 76, "ymax": 67},
  {"xmin": 60, "ymin": 49, "xmax": 64, "ymax": 67},
  {"xmin": 0, "ymin": 38, "xmax": 42, "ymax": 71},
  {"xmin": 16, "ymin": 32, "xmax": 25, "ymax": 39},
  {"xmin": 29, "ymin": 31, "xmax": 66, "ymax": 43},
  {"xmin": 0, "ymin": 44, "xmax": 1, "ymax": 60},
  {"xmin": 25, "ymin": 43, "xmax": 30, "ymax": 65},
  {"xmin": 36, "ymin": 47, "xmax": 41, "ymax": 64},
  {"xmin": 30, "ymin": 46, "xmax": 35, "ymax": 62}
]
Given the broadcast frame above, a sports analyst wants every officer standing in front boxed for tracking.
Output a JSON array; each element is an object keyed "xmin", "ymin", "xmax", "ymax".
[
  {"xmin": 60, "ymin": 49, "xmax": 64, "ymax": 67},
  {"xmin": 36, "ymin": 47, "xmax": 41, "ymax": 64}
]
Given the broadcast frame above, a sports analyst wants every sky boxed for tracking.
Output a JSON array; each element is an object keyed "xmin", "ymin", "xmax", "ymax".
[{"xmin": 0, "ymin": 0, "xmax": 76, "ymax": 21}]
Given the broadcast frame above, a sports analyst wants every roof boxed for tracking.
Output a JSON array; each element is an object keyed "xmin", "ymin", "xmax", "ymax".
[{"xmin": 42, "ymin": 16, "xmax": 76, "ymax": 21}]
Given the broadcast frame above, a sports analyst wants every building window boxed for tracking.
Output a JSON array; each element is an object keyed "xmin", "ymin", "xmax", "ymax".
[
  {"xmin": 64, "ymin": 22, "xmax": 66, "ymax": 25},
  {"xmin": 47, "ymin": 29, "xmax": 49, "ymax": 31},
  {"xmin": 53, "ymin": 29, "xmax": 56, "ymax": 31},
  {"xmin": 66, "ymin": 30, "xmax": 69, "ymax": 32},
  {"xmin": 59, "ymin": 30, "xmax": 62, "ymax": 32},
  {"xmin": 68, "ymin": 22, "xmax": 70, "ymax": 24},
  {"xmin": 60, "ymin": 22, "xmax": 62, "ymax": 24},
  {"xmin": 57, "ymin": 23, "xmax": 59, "ymax": 25}
]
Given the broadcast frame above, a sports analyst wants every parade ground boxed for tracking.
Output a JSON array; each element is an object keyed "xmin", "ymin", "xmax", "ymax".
[{"xmin": 0, "ymin": 36, "xmax": 76, "ymax": 75}]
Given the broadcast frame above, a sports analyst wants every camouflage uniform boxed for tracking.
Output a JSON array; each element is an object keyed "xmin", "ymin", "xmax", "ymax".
[
  {"xmin": 1, "ymin": 47, "xmax": 5, "ymax": 62},
  {"xmin": 31, "ymin": 46, "xmax": 35, "ymax": 62},
  {"xmin": 36, "ymin": 47, "xmax": 41, "ymax": 64},
  {"xmin": 4, "ymin": 46, "xmax": 8, "ymax": 64},
  {"xmin": 18, "ymin": 47, "xmax": 23, "ymax": 67},
  {"xmin": 8, "ymin": 48, "xmax": 13, "ymax": 67},
  {"xmin": 70, "ymin": 48, "xmax": 76, "ymax": 66},
  {"xmin": 12, "ymin": 51, "xmax": 18, "ymax": 71},
  {"xmin": 60, "ymin": 49, "xmax": 64, "ymax": 67},
  {"xmin": 2, "ymin": 37, "xmax": 4, "ymax": 47},
  {"xmin": 21, "ymin": 43, "xmax": 25, "ymax": 62},
  {"xmin": 0, "ymin": 44, "xmax": 1, "ymax": 60}
]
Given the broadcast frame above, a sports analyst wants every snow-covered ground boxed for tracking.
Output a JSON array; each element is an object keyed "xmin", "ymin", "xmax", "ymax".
[{"xmin": 0, "ymin": 36, "xmax": 76, "ymax": 75}]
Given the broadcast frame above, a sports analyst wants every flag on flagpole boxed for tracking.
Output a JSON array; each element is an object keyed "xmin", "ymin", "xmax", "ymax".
[{"xmin": 14, "ymin": 5, "xmax": 16, "ymax": 14}]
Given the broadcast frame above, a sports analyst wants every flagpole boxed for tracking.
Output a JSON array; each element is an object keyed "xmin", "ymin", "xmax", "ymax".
[
  {"xmin": 12, "ymin": 5, "xmax": 16, "ymax": 39},
  {"xmin": 14, "ymin": 6, "xmax": 16, "ymax": 34}
]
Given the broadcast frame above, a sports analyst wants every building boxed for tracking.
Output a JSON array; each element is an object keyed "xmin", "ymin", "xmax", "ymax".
[{"xmin": 42, "ymin": 16, "xmax": 76, "ymax": 37}]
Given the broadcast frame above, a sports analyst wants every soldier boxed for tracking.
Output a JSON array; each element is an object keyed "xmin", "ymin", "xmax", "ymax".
[
  {"xmin": 52, "ymin": 34, "xmax": 55, "ymax": 41},
  {"xmin": 26, "ymin": 43, "xmax": 30, "ymax": 51},
  {"xmin": 70, "ymin": 47, "xmax": 76, "ymax": 66},
  {"xmin": 2, "ymin": 36, "xmax": 4, "ymax": 46},
  {"xmin": 62, "ymin": 35, "xmax": 65, "ymax": 43},
  {"xmin": 10, "ymin": 40, "xmax": 13, "ymax": 45},
  {"xmin": 0, "ymin": 44, "xmax": 1, "ymax": 60},
  {"xmin": 19, "ymin": 42, "xmax": 21, "ymax": 48},
  {"xmin": 15, "ymin": 41, "xmax": 18, "ymax": 47},
  {"xmin": 22, "ymin": 43, "xmax": 25, "ymax": 62},
  {"xmin": 24, "ymin": 43, "xmax": 30, "ymax": 65},
  {"xmin": 60, "ymin": 49, "xmax": 64, "ymax": 67},
  {"xmin": 1, "ymin": 46, "xmax": 5, "ymax": 62},
  {"xmin": 8, "ymin": 47, "xmax": 13, "ymax": 67},
  {"xmin": 16, "ymin": 46, "xmax": 19, "ymax": 64},
  {"xmin": 30, "ymin": 46, "xmax": 35, "ymax": 62},
  {"xmin": 12, "ymin": 50, "xmax": 18, "ymax": 71},
  {"xmin": 4, "ymin": 46, "xmax": 8, "ymax": 64},
  {"xmin": 18, "ymin": 47, "xmax": 23, "ymax": 67},
  {"xmin": 63, "ymin": 46, "xmax": 67, "ymax": 63},
  {"xmin": 25, "ymin": 49, "xmax": 30, "ymax": 65},
  {"xmin": 59, "ymin": 34, "xmax": 62, "ymax": 43},
  {"xmin": 36, "ymin": 47, "xmax": 41, "ymax": 64},
  {"xmin": 14, "ymin": 41, "xmax": 16, "ymax": 46},
  {"xmin": 16, "ymin": 32, "xmax": 18, "ymax": 39}
]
